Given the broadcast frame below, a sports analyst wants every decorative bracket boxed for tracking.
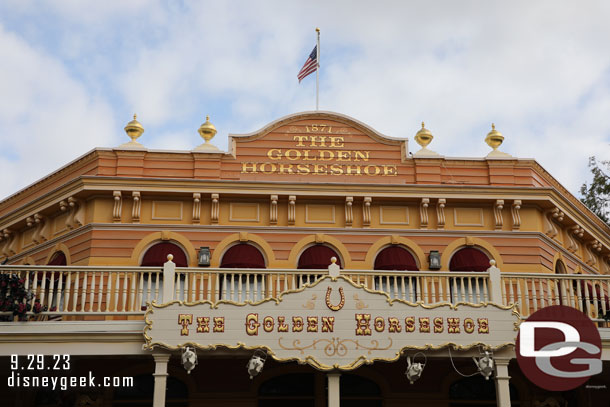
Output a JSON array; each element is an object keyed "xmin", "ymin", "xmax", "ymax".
[
  {"xmin": 112, "ymin": 191, "xmax": 122, "ymax": 222},
  {"xmin": 345, "ymin": 197, "xmax": 353, "ymax": 227},
  {"xmin": 419, "ymin": 198, "xmax": 429, "ymax": 229},
  {"xmin": 543, "ymin": 208, "xmax": 563, "ymax": 239},
  {"xmin": 192, "ymin": 193, "xmax": 201, "ymax": 223},
  {"xmin": 288, "ymin": 196, "xmax": 296, "ymax": 225},
  {"xmin": 511, "ymin": 200, "xmax": 521, "ymax": 230},
  {"xmin": 362, "ymin": 197, "xmax": 372, "ymax": 228},
  {"xmin": 132, "ymin": 192, "xmax": 141, "ymax": 223},
  {"xmin": 270, "ymin": 195, "xmax": 278, "ymax": 225},
  {"xmin": 494, "ymin": 200, "xmax": 504, "ymax": 230},
  {"xmin": 436, "ymin": 199, "xmax": 446, "ymax": 229},
  {"xmin": 211, "ymin": 194, "xmax": 219, "ymax": 224},
  {"xmin": 585, "ymin": 241, "xmax": 599, "ymax": 267},
  {"xmin": 66, "ymin": 197, "xmax": 84, "ymax": 229},
  {"xmin": 1, "ymin": 229, "xmax": 16, "ymax": 257}
]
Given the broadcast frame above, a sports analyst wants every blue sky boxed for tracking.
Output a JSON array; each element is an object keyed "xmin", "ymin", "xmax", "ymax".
[{"xmin": 1, "ymin": 1, "xmax": 610, "ymax": 200}]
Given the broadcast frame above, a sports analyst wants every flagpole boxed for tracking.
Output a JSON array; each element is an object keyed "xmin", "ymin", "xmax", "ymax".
[{"xmin": 316, "ymin": 27, "xmax": 320, "ymax": 111}]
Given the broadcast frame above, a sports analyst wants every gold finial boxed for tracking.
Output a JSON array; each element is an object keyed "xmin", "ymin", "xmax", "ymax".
[
  {"xmin": 414, "ymin": 122, "xmax": 433, "ymax": 148},
  {"xmin": 485, "ymin": 123, "xmax": 504, "ymax": 150},
  {"xmin": 195, "ymin": 115, "xmax": 220, "ymax": 151},
  {"xmin": 119, "ymin": 113, "xmax": 145, "ymax": 148}
]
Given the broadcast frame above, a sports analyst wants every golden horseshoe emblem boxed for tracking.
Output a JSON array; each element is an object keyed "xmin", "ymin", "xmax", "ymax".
[{"xmin": 325, "ymin": 287, "xmax": 345, "ymax": 311}]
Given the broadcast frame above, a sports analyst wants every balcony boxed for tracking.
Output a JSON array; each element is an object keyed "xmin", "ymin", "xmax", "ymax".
[{"xmin": 1, "ymin": 261, "xmax": 609, "ymax": 324}]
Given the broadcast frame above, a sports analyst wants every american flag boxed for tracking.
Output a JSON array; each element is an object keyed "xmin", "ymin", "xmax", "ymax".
[{"xmin": 297, "ymin": 46, "xmax": 318, "ymax": 83}]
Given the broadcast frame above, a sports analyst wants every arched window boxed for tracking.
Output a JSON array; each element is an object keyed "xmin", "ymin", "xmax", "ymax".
[
  {"xmin": 47, "ymin": 251, "xmax": 67, "ymax": 266},
  {"xmin": 220, "ymin": 244, "xmax": 265, "ymax": 302},
  {"xmin": 221, "ymin": 244, "xmax": 266, "ymax": 268},
  {"xmin": 298, "ymin": 245, "xmax": 341, "ymax": 269},
  {"xmin": 140, "ymin": 242, "xmax": 188, "ymax": 306},
  {"xmin": 449, "ymin": 248, "xmax": 490, "ymax": 272},
  {"xmin": 374, "ymin": 246, "xmax": 419, "ymax": 301},
  {"xmin": 449, "ymin": 248, "xmax": 490, "ymax": 303},
  {"xmin": 141, "ymin": 242, "xmax": 188, "ymax": 267}
]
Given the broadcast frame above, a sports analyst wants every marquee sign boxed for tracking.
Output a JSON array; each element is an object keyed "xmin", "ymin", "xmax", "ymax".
[{"xmin": 143, "ymin": 276, "xmax": 519, "ymax": 370}]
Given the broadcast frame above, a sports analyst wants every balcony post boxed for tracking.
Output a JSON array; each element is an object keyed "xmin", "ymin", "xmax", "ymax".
[
  {"xmin": 487, "ymin": 260, "xmax": 502, "ymax": 303},
  {"xmin": 494, "ymin": 358, "xmax": 512, "ymax": 407},
  {"xmin": 327, "ymin": 373, "xmax": 341, "ymax": 407},
  {"xmin": 152, "ymin": 353, "xmax": 171, "ymax": 407},
  {"xmin": 163, "ymin": 255, "xmax": 176, "ymax": 302}
]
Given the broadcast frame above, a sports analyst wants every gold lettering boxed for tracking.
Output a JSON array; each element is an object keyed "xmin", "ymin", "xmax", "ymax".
[
  {"xmin": 302, "ymin": 150, "xmax": 317, "ymax": 161},
  {"xmin": 405, "ymin": 316, "xmax": 415, "ymax": 333},
  {"xmin": 419, "ymin": 317, "xmax": 430, "ymax": 333},
  {"xmin": 329, "ymin": 136, "xmax": 344, "ymax": 147},
  {"xmin": 279, "ymin": 163, "xmax": 294, "ymax": 174},
  {"xmin": 309, "ymin": 135, "xmax": 320, "ymax": 146},
  {"xmin": 241, "ymin": 162, "xmax": 257, "ymax": 174},
  {"xmin": 383, "ymin": 165, "xmax": 398, "ymax": 176},
  {"xmin": 448, "ymin": 318, "xmax": 460, "ymax": 333},
  {"xmin": 355, "ymin": 314, "xmax": 372, "ymax": 335},
  {"xmin": 259, "ymin": 162, "xmax": 277, "ymax": 174},
  {"xmin": 197, "ymin": 316, "xmax": 210, "ymax": 333},
  {"xmin": 354, "ymin": 151, "xmax": 369, "ymax": 162},
  {"xmin": 478, "ymin": 318, "xmax": 489, "ymax": 334},
  {"xmin": 178, "ymin": 314, "xmax": 193, "ymax": 336},
  {"xmin": 364, "ymin": 165, "xmax": 381, "ymax": 176},
  {"xmin": 277, "ymin": 316, "xmax": 289, "ymax": 332},
  {"xmin": 267, "ymin": 149, "xmax": 282, "ymax": 160},
  {"xmin": 213, "ymin": 317, "xmax": 225, "ymax": 333},
  {"xmin": 307, "ymin": 316, "xmax": 318, "ymax": 332},
  {"xmin": 433, "ymin": 317, "xmax": 443, "ymax": 333},
  {"xmin": 464, "ymin": 318, "xmax": 475, "ymax": 333},
  {"xmin": 297, "ymin": 164, "xmax": 311, "ymax": 174},
  {"xmin": 263, "ymin": 316, "xmax": 274, "ymax": 332},
  {"xmin": 345, "ymin": 165, "xmax": 361, "ymax": 175},
  {"xmin": 388, "ymin": 317, "xmax": 401, "ymax": 333},
  {"xmin": 293, "ymin": 136, "xmax": 307, "ymax": 146},
  {"xmin": 285, "ymin": 149, "xmax": 301, "ymax": 160},
  {"xmin": 337, "ymin": 150, "xmax": 351, "ymax": 161},
  {"xmin": 374, "ymin": 317, "xmax": 385, "ymax": 332},
  {"xmin": 318, "ymin": 150, "xmax": 334, "ymax": 161},
  {"xmin": 292, "ymin": 316, "xmax": 304, "ymax": 332},
  {"xmin": 313, "ymin": 164, "xmax": 328, "ymax": 174},
  {"xmin": 330, "ymin": 164, "xmax": 343, "ymax": 175},
  {"xmin": 245, "ymin": 313, "xmax": 260, "ymax": 336},
  {"xmin": 321, "ymin": 316, "xmax": 335, "ymax": 332}
]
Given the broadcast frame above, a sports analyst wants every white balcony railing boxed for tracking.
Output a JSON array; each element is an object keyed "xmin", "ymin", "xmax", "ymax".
[{"xmin": 1, "ymin": 261, "xmax": 609, "ymax": 323}]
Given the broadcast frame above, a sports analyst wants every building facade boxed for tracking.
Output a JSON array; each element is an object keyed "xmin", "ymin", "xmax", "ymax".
[{"xmin": 1, "ymin": 111, "xmax": 610, "ymax": 406}]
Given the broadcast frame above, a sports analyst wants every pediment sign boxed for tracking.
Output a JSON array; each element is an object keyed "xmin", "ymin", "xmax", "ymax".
[
  {"xmin": 226, "ymin": 112, "xmax": 409, "ymax": 182},
  {"xmin": 143, "ymin": 275, "xmax": 519, "ymax": 371}
]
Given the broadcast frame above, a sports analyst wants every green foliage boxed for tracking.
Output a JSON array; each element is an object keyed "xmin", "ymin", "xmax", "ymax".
[
  {"xmin": 580, "ymin": 156, "xmax": 610, "ymax": 224},
  {"xmin": 0, "ymin": 273, "xmax": 47, "ymax": 321}
]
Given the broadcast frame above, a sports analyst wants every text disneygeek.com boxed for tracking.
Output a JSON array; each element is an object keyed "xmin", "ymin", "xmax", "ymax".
[{"xmin": 8, "ymin": 371, "xmax": 134, "ymax": 391}]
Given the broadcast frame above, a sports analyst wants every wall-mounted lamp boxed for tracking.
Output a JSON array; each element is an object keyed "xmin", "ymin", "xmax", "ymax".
[
  {"xmin": 181, "ymin": 346, "xmax": 198, "ymax": 374},
  {"xmin": 198, "ymin": 247, "xmax": 211, "ymax": 267},
  {"xmin": 405, "ymin": 353, "xmax": 426, "ymax": 384},
  {"xmin": 473, "ymin": 350, "xmax": 494, "ymax": 380},
  {"xmin": 247, "ymin": 350, "xmax": 267, "ymax": 379},
  {"xmin": 429, "ymin": 250, "xmax": 441, "ymax": 270}
]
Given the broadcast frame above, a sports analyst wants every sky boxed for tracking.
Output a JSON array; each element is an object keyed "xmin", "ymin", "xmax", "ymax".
[{"xmin": 1, "ymin": 1, "xmax": 610, "ymax": 201}]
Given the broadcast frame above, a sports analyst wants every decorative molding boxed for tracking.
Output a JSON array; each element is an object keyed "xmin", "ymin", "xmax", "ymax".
[
  {"xmin": 584, "ymin": 241, "xmax": 598, "ymax": 267},
  {"xmin": 59, "ymin": 200, "xmax": 68, "ymax": 212},
  {"xmin": 112, "ymin": 191, "xmax": 122, "ymax": 222},
  {"xmin": 419, "ymin": 198, "xmax": 429, "ymax": 229},
  {"xmin": 1, "ymin": 229, "xmax": 16, "ymax": 257},
  {"xmin": 288, "ymin": 196, "xmax": 296, "ymax": 225},
  {"xmin": 379, "ymin": 206, "xmax": 409, "ymax": 225},
  {"xmin": 151, "ymin": 201, "xmax": 183, "ymax": 221},
  {"xmin": 239, "ymin": 231, "xmax": 249, "ymax": 242},
  {"xmin": 229, "ymin": 202, "xmax": 260, "ymax": 222},
  {"xmin": 571, "ymin": 225, "xmax": 584, "ymax": 239},
  {"xmin": 493, "ymin": 200, "xmax": 504, "ymax": 230},
  {"xmin": 132, "ymin": 192, "xmax": 141, "ymax": 223},
  {"xmin": 565, "ymin": 229, "xmax": 579, "ymax": 253},
  {"xmin": 543, "ymin": 208, "xmax": 563, "ymax": 239},
  {"xmin": 362, "ymin": 197, "xmax": 372, "ymax": 228},
  {"xmin": 511, "ymin": 200, "xmax": 521, "ymax": 230},
  {"xmin": 66, "ymin": 196, "xmax": 84, "ymax": 229},
  {"xmin": 345, "ymin": 197, "xmax": 353, "ymax": 227},
  {"xmin": 270, "ymin": 195, "xmax": 278, "ymax": 225},
  {"xmin": 305, "ymin": 204, "xmax": 335, "ymax": 224},
  {"xmin": 31, "ymin": 213, "xmax": 50, "ymax": 244},
  {"xmin": 453, "ymin": 207, "xmax": 484, "ymax": 227},
  {"xmin": 192, "ymin": 193, "xmax": 201, "ymax": 223},
  {"xmin": 436, "ymin": 199, "xmax": 446, "ymax": 229},
  {"xmin": 211, "ymin": 194, "xmax": 219, "ymax": 224}
]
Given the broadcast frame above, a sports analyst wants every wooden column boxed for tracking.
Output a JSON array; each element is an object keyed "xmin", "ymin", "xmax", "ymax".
[
  {"xmin": 328, "ymin": 373, "xmax": 341, "ymax": 407},
  {"xmin": 494, "ymin": 358, "xmax": 512, "ymax": 407},
  {"xmin": 152, "ymin": 353, "xmax": 171, "ymax": 407}
]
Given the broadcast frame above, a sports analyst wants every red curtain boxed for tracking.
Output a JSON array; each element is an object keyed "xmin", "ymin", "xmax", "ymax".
[
  {"xmin": 47, "ymin": 252, "xmax": 67, "ymax": 266},
  {"xmin": 449, "ymin": 248, "xmax": 490, "ymax": 272},
  {"xmin": 141, "ymin": 242, "xmax": 188, "ymax": 267},
  {"xmin": 220, "ymin": 244, "xmax": 265, "ymax": 268},
  {"xmin": 374, "ymin": 246, "xmax": 419, "ymax": 271},
  {"xmin": 298, "ymin": 245, "xmax": 341, "ymax": 269}
]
